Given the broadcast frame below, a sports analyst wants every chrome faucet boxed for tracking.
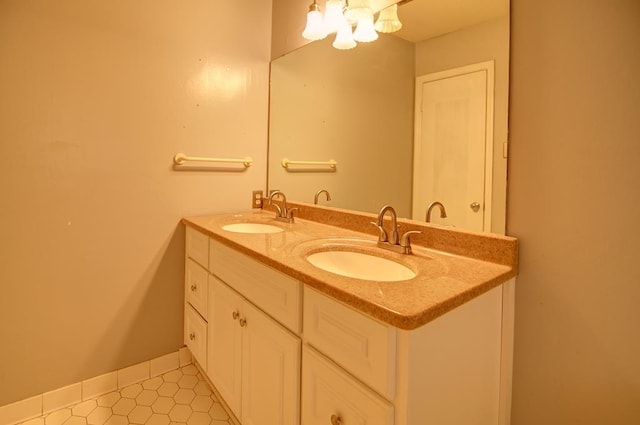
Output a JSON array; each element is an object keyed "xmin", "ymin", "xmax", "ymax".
[
  {"xmin": 268, "ymin": 190, "xmax": 297, "ymax": 223},
  {"xmin": 373, "ymin": 205, "xmax": 421, "ymax": 255},
  {"xmin": 314, "ymin": 189, "xmax": 331, "ymax": 205},
  {"xmin": 426, "ymin": 201, "xmax": 447, "ymax": 223}
]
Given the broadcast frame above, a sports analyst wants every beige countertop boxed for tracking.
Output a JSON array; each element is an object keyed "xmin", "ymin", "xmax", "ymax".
[{"xmin": 183, "ymin": 205, "xmax": 518, "ymax": 330}]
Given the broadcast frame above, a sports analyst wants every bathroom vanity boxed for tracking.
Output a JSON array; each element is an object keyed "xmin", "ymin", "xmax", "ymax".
[{"xmin": 182, "ymin": 203, "xmax": 518, "ymax": 425}]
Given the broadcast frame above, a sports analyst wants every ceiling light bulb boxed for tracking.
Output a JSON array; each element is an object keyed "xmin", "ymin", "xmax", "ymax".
[
  {"xmin": 353, "ymin": 11, "xmax": 378, "ymax": 43},
  {"xmin": 332, "ymin": 21, "xmax": 356, "ymax": 50},
  {"xmin": 374, "ymin": 4, "xmax": 402, "ymax": 33},
  {"xmin": 324, "ymin": 0, "xmax": 346, "ymax": 34},
  {"xmin": 302, "ymin": 1, "xmax": 327, "ymax": 41}
]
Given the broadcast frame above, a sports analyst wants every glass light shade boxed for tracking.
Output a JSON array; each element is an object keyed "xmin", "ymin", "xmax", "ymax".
[
  {"xmin": 344, "ymin": 0, "xmax": 371, "ymax": 25},
  {"xmin": 324, "ymin": 0, "xmax": 346, "ymax": 34},
  {"xmin": 302, "ymin": 4, "xmax": 327, "ymax": 41},
  {"xmin": 332, "ymin": 21, "xmax": 356, "ymax": 50},
  {"xmin": 353, "ymin": 13, "xmax": 378, "ymax": 42},
  {"xmin": 374, "ymin": 4, "xmax": 402, "ymax": 33}
]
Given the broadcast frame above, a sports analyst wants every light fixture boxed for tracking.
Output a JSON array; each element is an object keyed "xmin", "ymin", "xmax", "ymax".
[
  {"xmin": 374, "ymin": 4, "xmax": 402, "ymax": 33},
  {"xmin": 302, "ymin": 0, "xmax": 327, "ymax": 41},
  {"xmin": 353, "ymin": 8, "xmax": 378, "ymax": 42},
  {"xmin": 333, "ymin": 19, "xmax": 357, "ymax": 50},
  {"xmin": 324, "ymin": 0, "xmax": 346, "ymax": 34},
  {"xmin": 301, "ymin": 0, "xmax": 403, "ymax": 50}
]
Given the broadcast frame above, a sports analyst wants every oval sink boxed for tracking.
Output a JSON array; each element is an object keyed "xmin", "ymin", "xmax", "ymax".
[
  {"xmin": 222, "ymin": 223, "xmax": 284, "ymax": 234},
  {"xmin": 306, "ymin": 250, "xmax": 416, "ymax": 282}
]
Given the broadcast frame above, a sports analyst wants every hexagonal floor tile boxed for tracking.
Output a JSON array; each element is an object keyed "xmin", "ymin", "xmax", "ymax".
[
  {"xmin": 143, "ymin": 377, "xmax": 164, "ymax": 391},
  {"xmin": 162, "ymin": 370, "xmax": 183, "ymax": 383},
  {"xmin": 121, "ymin": 383, "xmax": 143, "ymax": 399},
  {"xmin": 158, "ymin": 382, "xmax": 179, "ymax": 398},
  {"xmin": 168, "ymin": 405, "xmax": 192, "ymax": 423},
  {"xmin": 146, "ymin": 414, "xmax": 170, "ymax": 425},
  {"xmin": 177, "ymin": 375, "xmax": 198, "ymax": 390},
  {"xmin": 136, "ymin": 390, "xmax": 158, "ymax": 406},
  {"xmin": 190, "ymin": 396, "xmax": 213, "ymax": 413},
  {"xmin": 112, "ymin": 398, "xmax": 136, "ymax": 416},
  {"xmin": 152, "ymin": 397, "xmax": 175, "ymax": 415},
  {"xmin": 96, "ymin": 392, "xmax": 120, "ymax": 408},
  {"xmin": 173, "ymin": 389, "xmax": 195, "ymax": 405},
  {"xmin": 72, "ymin": 400, "xmax": 97, "ymax": 417},
  {"xmin": 86, "ymin": 407, "xmax": 112, "ymax": 425},
  {"xmin": 128, "ymin": 405, "xmax": 152, "ymax": 424},
  {"xmin": 186, "ymin": 412, "xmax": 210, "ymax": 425},
  {"xmin": 103, "ymin": 415, "xmax": 127, "ymax": 425}
]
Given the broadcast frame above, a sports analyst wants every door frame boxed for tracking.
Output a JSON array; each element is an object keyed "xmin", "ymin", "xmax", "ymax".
[{"xmin": 413, "ymin": 60, "xmax": 495, "ymax": 232}]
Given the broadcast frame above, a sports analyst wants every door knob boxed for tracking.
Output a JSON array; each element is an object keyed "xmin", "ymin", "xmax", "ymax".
[{"xmin": 470, "ymin": 202, "xmax": 481, "ymax": 212}]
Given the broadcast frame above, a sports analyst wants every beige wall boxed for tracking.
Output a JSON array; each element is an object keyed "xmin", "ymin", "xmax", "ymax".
[
  {"xmin": 415, "ymin": 16, "xmax": 509, "ymax": 233},
  {"xmin": 508, "ymin": 0, "xmax": 640, "ymax": 423},
  {"xmin": 0, "ymin": 0, "xmax": 271, "ymax": 406}
]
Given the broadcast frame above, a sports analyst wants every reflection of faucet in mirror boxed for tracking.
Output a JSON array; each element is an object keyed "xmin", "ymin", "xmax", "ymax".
[
  {"xmin": 373, "ymin": 205, "xmax": 421, "ymax": 255},
  {"xmin": 314, "ymin": 189, "xmax": 331, "ymax": 205},
  {"xmin": 268, "ymin": 190, "xmax": 298, "ymax": 223},
  {"xmin": 425, "ymin": 201, "xmax": 447, "ymax": 223}
]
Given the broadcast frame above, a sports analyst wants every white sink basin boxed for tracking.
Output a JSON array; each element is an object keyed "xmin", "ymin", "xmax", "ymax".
[
  {"xmin": 222, "ymin": 223, "xmax": 284, "ymax": 234},
  {"xmin": 306, "ymin": 250, "xmax": 416, "ymax": 282}
]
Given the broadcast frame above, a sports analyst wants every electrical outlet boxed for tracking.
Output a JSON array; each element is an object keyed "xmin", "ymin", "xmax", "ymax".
[{"xmin": 252, "ymin": 190, "xmax": 263, "ymax": 209}]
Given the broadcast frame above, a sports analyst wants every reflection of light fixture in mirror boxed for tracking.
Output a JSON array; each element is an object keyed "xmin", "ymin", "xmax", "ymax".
[
  {"xmin": 374, "ymin": 4, "xmax": 402, "ymax": 33},
  {"xmin": 333, "ymin": 19, "xmax": 357, "ymax": 50},
  {"xmin": 302, "ymin": 0, "xmax": 402, "ymax": 48},
  {"xmin": 353, "ymin": 9, "xmax": 378, "ymax": 42},
  {"xmin": 324, "ymin": 0, "xmax": 346, "ymax": 34},
  {"xmin": 344, "ymin": 0, "xmax": 371, "ymax": 25},
  {"xmin": 302, "ymin": 0, "xmax": 327, "ymax": 41}
]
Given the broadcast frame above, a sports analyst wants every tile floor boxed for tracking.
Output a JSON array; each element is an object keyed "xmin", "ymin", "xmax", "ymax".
[{"xmin": 17, "ymin": 365, "xmax": 233, "ymax": 425}]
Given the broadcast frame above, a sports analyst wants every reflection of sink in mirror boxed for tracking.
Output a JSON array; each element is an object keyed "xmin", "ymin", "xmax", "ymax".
[
  {"xmin": 222, "ymin": 223, "xmax": 284, "ymax": 234},
  {"xmin": 306, "ymin": 250, "xmax": 416, "ymax": 282}
]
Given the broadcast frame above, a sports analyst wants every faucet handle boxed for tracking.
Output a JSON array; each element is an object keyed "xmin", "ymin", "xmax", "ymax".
[
  {"xmin": 286, "ymin": 207, "xmax": 299, "ymax": 221},
  {"xmin": 370, "ymin": 221, "xmax": 388, "ymax": 242},
  {"xmin": 400, "ymin": 230, "xmax": 421, "ymax": 248}
]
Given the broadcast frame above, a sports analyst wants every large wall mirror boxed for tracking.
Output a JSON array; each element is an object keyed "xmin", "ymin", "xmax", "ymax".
[{"xmin": 268, "ymin": 0, "xmax": 509, "ymax": 234}]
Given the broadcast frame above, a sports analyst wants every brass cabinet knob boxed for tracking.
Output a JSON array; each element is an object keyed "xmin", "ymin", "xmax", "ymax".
[
  {"xmin": 330, "ymin": 414, "xmax": 342, "ymax": 425},
  {"xmin": 189, "ymin": 332, "xmax": 196, "ymax": 341},
  {"xmin": 232, "ymin": 310, "xmax": 240, "ymax": 320},
  {"xmin": 239, "ymin": 318, "xmax": 247, "ymax": 327}
]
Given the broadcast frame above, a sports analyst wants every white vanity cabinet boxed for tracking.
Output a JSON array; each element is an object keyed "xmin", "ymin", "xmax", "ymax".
[
  {"xmin": 184, "ymin": 227, "xmax": 210, "ymax": 369},
  {"xmin": 303, "ymin": 285, "xmax": 508, "ymax": 425},
  {"xmin": 184, "ymin": 230, "xmax": 303, "ymax": 425},
  {"xmin": 208, "ymin": 276, "xmax": 301, "ymax": 425},
  {"xmin": 184, "ymin": 223, "xmax": 514, "ymax": 425}
]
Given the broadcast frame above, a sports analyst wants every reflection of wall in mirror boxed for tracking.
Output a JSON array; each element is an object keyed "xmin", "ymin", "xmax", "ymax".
[
  {"xmin": 415, "ymin": 15, "xmax": 509, "ymax": 233},
  {"xmin": 269, "ymin": 35, "xmax": 415, "ymax": 216}
]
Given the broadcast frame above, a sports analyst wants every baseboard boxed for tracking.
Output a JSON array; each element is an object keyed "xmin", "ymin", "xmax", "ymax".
[{"xmin": 0, "ymin": 347, "xmax": 192, "ymax": 425}]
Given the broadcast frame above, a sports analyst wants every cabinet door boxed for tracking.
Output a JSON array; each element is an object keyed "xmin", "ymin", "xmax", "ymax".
[
  {"xmin": 184, "ymin": 304, "xmax": 207, "ymax": 370},
  {"xmin": 241, "ymin": 301, "xmax": 301, "ymax": 425},
  {"xmin": 208, "ymin": 276, "xmax": 243, "ymax": 419},
  {"xmin": 302, "ymin": 345, "xmax": 394, "ymax": 425}
]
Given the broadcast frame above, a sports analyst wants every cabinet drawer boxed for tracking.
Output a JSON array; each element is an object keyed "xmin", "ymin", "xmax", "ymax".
[
  {"xmin": 185, "ymin": 258, "xmax": 208, "ymax": 319},
  {"xmin": 209, "ymin": 238, "xmax": 302, "ymax": 333},
  {"xmin": 185, "ymin": 304, "xmax": 207, "ymax": 371},
  {"xmin": 186, "ymin": 226, "xmax": 209, "ymax": 268},
  {"xmin": 303, "ymin": 287, "xmax": 397, "ymax": 399},
  {"xmin": 302, "ymin": 345, "xmax": 394, "ymax": 425}
]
